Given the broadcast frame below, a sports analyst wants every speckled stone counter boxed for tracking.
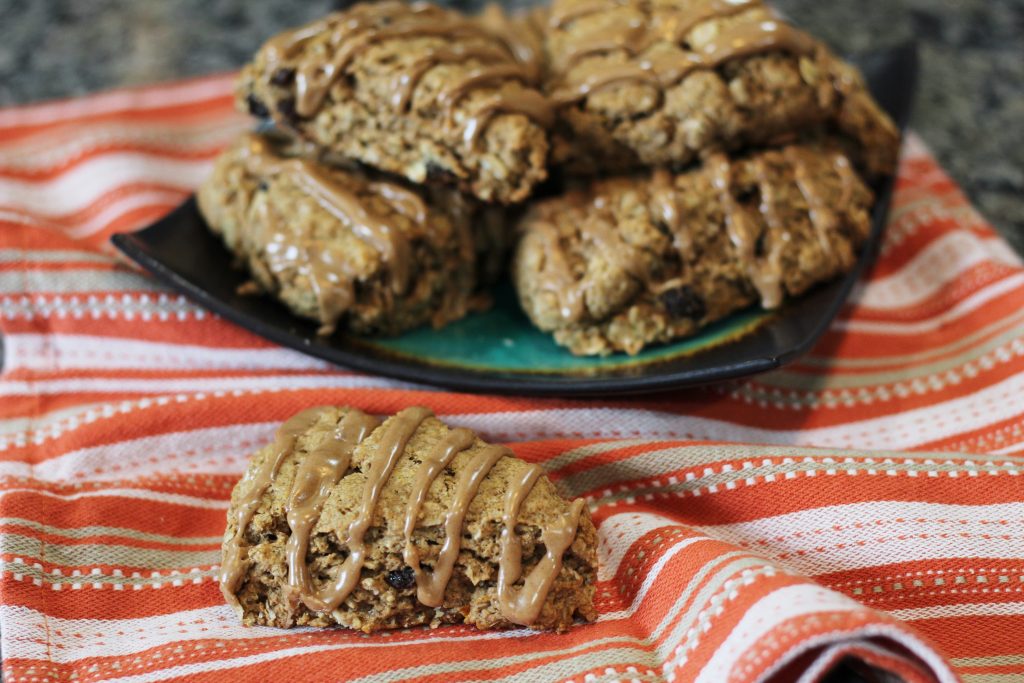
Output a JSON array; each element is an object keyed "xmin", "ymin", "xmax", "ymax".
[{"xmin": 1, "ymin": 0, "xmax": 1021, "ymax": 253}]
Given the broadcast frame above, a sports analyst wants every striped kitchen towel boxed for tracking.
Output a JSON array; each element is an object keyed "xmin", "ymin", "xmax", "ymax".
[{"xmin": 0, "ymin": 74, "xmax": 1022, "ymax": 683}]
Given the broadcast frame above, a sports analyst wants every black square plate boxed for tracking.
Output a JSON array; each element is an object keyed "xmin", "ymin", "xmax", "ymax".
[{"xmin": 112, "ymin": 43, "xmax": 918, "ymax": 397}]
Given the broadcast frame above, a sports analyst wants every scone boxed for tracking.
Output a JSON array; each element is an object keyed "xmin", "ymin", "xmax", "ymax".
[
  {"xmin": 237, "ymin": 1, "xmax": 554, "ymax": 204},
  {"xmin": 544, "ymin": 0, "xmax": 899, "ymax": 180},
  {"xmin": 197, "ymin": 131, "xmax": 498, "ymax": 336},
  {"xmin": 220, "ymin": 405, "xmax": 598, "ymax": 633},
  {"xmin": 513, "ymin": 143, "xmax": 874, "ymax": 356}
]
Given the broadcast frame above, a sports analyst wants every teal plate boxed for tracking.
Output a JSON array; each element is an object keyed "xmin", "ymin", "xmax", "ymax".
[
  {"xmin": 356, "ymin": 283, "xmax": 774, "ymax": 375},
  {"xmin": 112, "ymin": 43, "xmax": 917, "ymax": 396}
]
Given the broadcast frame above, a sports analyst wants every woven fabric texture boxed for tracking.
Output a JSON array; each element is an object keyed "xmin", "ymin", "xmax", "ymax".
[{"xmin": 0, "ymin": 75, "xmax": 1022, "ymax": 683}]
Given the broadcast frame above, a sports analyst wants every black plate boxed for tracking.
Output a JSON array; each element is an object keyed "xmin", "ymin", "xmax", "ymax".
[{"xmin": 112, "ymin": 43, "xmax": 918, "ymax": 397}]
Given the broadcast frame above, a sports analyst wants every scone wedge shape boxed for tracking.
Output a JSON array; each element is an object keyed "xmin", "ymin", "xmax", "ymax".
[
  {"xmin": 237, "ymin": 0, "xmax": 554, "ymax": 204},
  {"xmin": 514, "ymin": 143, "xmax": 874, "ymax": 356},
  {"xmin": 198, "ymin": 132, "xmax": 497, "ymax": 337},
  {"xmin": 220, "ymin": 406, "xmax": 598, "ymax": 633},
  {"xmin": 544, "ymin": 0, "xmax": 900, "ymax": 180}
]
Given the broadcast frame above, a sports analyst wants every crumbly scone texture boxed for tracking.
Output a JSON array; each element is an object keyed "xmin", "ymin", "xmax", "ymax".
[
  {"xmin": 828, "ymin": 58, "xmax": 902, "ymax": 180},
  {"xmin": 222, "ymin": 407, "xmax": 598, "ymax": 633},
  {"xmin": 237, "ymin": 2, "xmax": 551, "ymax": 204},
  {"xmin": 197, "ymin": 133, "xmax": 486, "ymax": 337},
  {"xmin": 513, "ymin": 144, "xmax": 875, "ymax": 356},
  {"xmin": 544, "ymin": 0, "xmax": 899, "ymax": 180}
]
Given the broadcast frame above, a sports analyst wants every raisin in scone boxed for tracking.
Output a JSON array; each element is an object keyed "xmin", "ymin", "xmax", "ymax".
[
  {"xmin": 220, "ymin": 406, "xmax": 598, "ymax": 633},
  {"xmin": 544, "ymin": 0, "xmax": 899, "ymax": 180},
  {"xmin": 197, "ymin": 131, "xmax": 499, "ymax": 336},
  {"xmin": 513, "ymin": 144, "xmax": 874, "ymax": 356},
  {"xmin": 237, "ymin": 1, "xmax": 554, "ymax": 204}
]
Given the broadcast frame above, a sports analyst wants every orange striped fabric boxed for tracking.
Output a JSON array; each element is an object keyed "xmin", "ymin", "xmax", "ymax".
[{"xmin": 1, "ymin": 74, "xmax": 1022, "ymax": 683}]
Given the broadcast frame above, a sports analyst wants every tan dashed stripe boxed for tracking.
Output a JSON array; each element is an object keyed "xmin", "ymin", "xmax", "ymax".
[
  {"xmin": 0, "ymin": 270, "xmax": 163, "ymax": 294},
  {"xmin": 0, "ymin": 292, "xmax": 202, "ymax": 320},
  {"xmin": 849, "ymin": 572, "xmax": 1024, "ymax": 597},
  {"xmin": 556, "ymin": 443, "xmax": 1024, "ymax": 498},
  {"xmin": 800, "ymin": 308, "xmax": 1024, "ymax": 370},
  {"xmin": 0, "ymin": 517, "xmax": 223, "ymax": 546},
  {"xmin": 729, "ymin": 340, "xmax": 1024, "ymax": 407},
  {"xmin": 953, "ymin": 654, "xmax": 1024, "ymax": 668},
  {"xmin": 0, "ymin": 558, "xmax": 217, "ymax": 589},
  {"xmin": 542, "ymin": 439, "xmax": 654, "ymax": 472},
  {"xmin": 565, "ymin": 667, "xmax": 661, "ymax": 683},
  {"xmin": 0, "ymin": 118, "xmax": 241, "ymax": 168},
  {"xmin": 0, "ymin": 391, "xmax": 263, "ymax": 451},
  {"xmin": 756, "ymin": 327, "xmax": 1024, "ymax": 391},
  {"xmin": 1, "ymin": 533, "xmax": 219, "ymax": 569},
  {"xmin": 575, "ymin": 456, "xmax": 1022, "ymax": 503},
  {"xmin": 0, "ymin": 249, "xmax": 112, "ymax": 264},
  {"xmin": 830, "ymin": 567, "xmax": 1024, "ymax": 590}
]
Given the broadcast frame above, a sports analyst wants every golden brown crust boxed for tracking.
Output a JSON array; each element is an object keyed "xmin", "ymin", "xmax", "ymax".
[
  {"xmin": 513, "ymin": 143, "xmax": 875, "ymax": 355},
  {"xmin": 543, "ymin": 0, "xmax": 899, "ymax": 180},
  {"xmin": 197, "ymin": 132, "xmax": 500, "ymax": 337},
  {"xmin": 222, "ymin": 407, "xmax": 598, "ymax": 633},
  {"xmin": 237, "ymin": 1, "xmax": 554, "ymax": 204}
]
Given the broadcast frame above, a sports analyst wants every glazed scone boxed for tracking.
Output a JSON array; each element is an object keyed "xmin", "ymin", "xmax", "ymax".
[
  {"xmin": 197, "ymin": 132, "xmax": 495, "ymax": 336},
  {"xmin": 544, "ymin": 0, "xmax": 899, "ymax": 179},
  {"xmin": 220, "ymin": 405, "xmax": 598, "ymax": 633},
  {"xmin": 237, "ymin": 1, "xmax": 554, "ymax": 204},
  {"xmin": 513, "ymin": 144, "xmax": 874, "ymax": 356}
]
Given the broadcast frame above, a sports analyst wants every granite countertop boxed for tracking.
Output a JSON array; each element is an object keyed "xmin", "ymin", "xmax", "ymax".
[{"xmin": 0, "ymin": 0, "xmax": 1021, "ymax": 253}]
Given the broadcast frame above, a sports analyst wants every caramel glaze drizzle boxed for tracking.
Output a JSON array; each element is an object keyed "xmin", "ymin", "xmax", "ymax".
[
  {"xmin": 290, "ymin": 163, "xmax": 413, "ymax": 293},
  {"xmin": 670, "ymin": 0, "xmax": 760, "ymax": 43},
  {"xmin": 303, "ymin": 406, "xmax": 434, "ymax": 613},
  {"xmin": 256, "ymin": 198, "xmax": 357, "ymax": 335},
  {"xmin": 251, "ymin": 192, "xmax": 353, "ymax": 329},
  {"xmin": 534, "ymin": 221, "xmax": 587, "ymax": 324},
  {"xmin": 220, "ymin": 407, "xmax": 336, "ymax": 605},
  {"xmin": 462, "ymin": 91, "xmax": 555, "ymax": 146},
  {"xmin": 533, "ymin": 146, "xmax": 862, "ymax": 324},
  {"xmin": 534, "ymin": 185, "xmax": 665, "ymax": 324},
  {"xmin": 390, "ymin": 43, "xmax": 511, "ymax": 110},
  {"xmin": 586, "ymin": 211, "xmax": 650, "ymax": 284},
  {"xmin": 560, "ymin": 0, "xmax": 759, "ymax": 70},
  {"xmin": 239, "ymin": 134, "xmax": 429, "ymax": 334},
  {"xmin": 368, "ymin": 181, "xmax": 429, "ymax": 226},
  {"xmin": 750, "ymin": 156, "xmax": 789, "ymax": 308},
  {"xmin": 223, "ymin": 405, "xmax": 586, "ymax": 627},
  {"xmin": 786, "ymin": 148, "xmax": 859, "ymax": 271},
  {"xmin": 561, "ymin": 20, "xmax": 648, "ymax": 70},
  {"xmin": 262, "ymin": 1, "xmax": 553, "ymax": 150},
  {"xmin": 418, "ymin": 59, "xmax": 554, "ymax": 146},
  {"xmin": 550, "ymin": 0, "xmax": 819, "ymax": 107},
  {"xmin": 478, "ymin": 4, "xmax": 546, "ymax": 84},
  {"xmin": 286, "ymin": 409, "xmax": 381, "ymax": 607},
  {"xmin": 549, "ymin": 0, "xmax": 627, "ymax": 29},
  {"xmin": 710, "ymin": 153, "xmax": 783, "ymax": 308},
  {"xmin": 650, "ymin": 168, "xmax": 691, "ymax": 254},
  {"xmin": 404, "ymin": 435, "xmax": 509, "ymax": 607},
  {"xmin": 498, "ymin": 466, "xmax": 587, "ymax": 625}
]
